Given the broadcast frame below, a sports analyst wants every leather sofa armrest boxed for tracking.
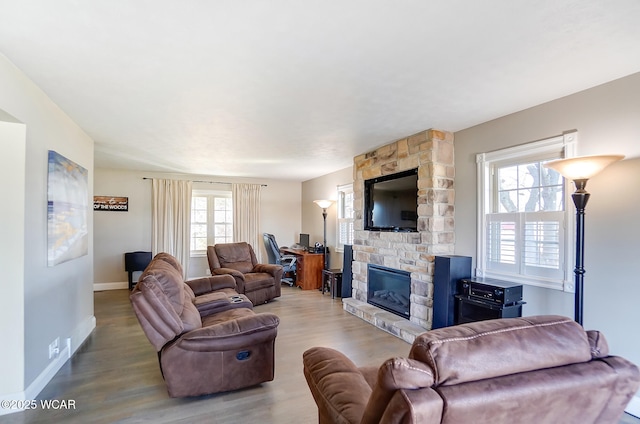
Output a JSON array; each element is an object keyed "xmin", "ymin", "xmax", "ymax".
[
  {"xmin": 303, "ymin": 347, "xmax": 372, "ymax": 424},
  {"xmin": 186, "ymin": 274, "xmax": 237, "ymax": 295},
  {"xmin": 212, "ymin": 268, "xmax": 246, "ymax": 292},
  {"xmin": 176, "ymin": 313, "xmax": 280, "ymax": 351},
  {"xmin": 361, "ymin": 357, "xmax": 434, "ymax": 424},
  {"xmin": 252, "ymin": 263, "xmax": 283, "ymax": 277}
]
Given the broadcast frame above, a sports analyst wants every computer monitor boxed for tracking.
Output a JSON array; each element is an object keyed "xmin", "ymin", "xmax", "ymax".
[{"xmin": 299, "ymin": 233, "xmax": 310, "ymax": 249}]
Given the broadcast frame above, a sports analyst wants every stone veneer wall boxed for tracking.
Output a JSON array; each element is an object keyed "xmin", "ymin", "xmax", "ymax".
[{"xmin": 350, "ymin": 129, "xmax": 455, "ymax": 330}]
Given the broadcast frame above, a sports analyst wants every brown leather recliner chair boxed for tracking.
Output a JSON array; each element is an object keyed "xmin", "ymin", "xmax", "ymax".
[
  {"xmin": 303, "ymin": 315, "xmax": 640, "ymax": 424},
  {"xmin": 130, "ymin": 253, "xmax": 280, "ymax": 397},
  {"xmin": 207, "ymin": 242, "xmax": 283, "ymax": 305}
]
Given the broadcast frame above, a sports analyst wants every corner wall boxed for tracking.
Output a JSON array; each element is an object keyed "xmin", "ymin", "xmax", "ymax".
[
  {"xmin": 301, "ymin": 166, "xmax": 353, "ymax": 269},
  {"xmin": 0, "ymin": 53, "xmax": 95, "ymax": 409},
  {"xmin": 0, "ymin": 119, "xmax": 26, "ymax": 399}
]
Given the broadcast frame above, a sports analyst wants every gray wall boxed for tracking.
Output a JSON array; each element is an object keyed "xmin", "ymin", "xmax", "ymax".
[
  {"xmin": 0, "ymin": 118, "xmax": 26, "ymax": 398},
  {"xmin": 454, "ymin": 72, "xmax": 640, "ymax": 369},
  {"xmin": 301, "ymin": 166, "xmax": 353, "ymax": 269},
  {"xmin": 0, "ymin": 53, "xmax": 95, "ymax": 399},
  {"xmin": 94, "ymin": 169, "xmax": 302, "ymax": 283}
]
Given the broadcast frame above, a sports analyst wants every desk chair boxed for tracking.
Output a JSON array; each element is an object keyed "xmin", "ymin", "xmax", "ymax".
[{"xmin": 263, "ymin": 233, "xmax": 297, "ymax": 286}]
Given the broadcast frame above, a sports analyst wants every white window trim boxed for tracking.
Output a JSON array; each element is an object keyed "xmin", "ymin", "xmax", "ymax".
[
  {"xmin": 336, "ymin": 183, "xmax": 354, "ymax": 253},
  {"xmin": 476, "ymin": 131, "xmax": 577, "ymax": 292}
]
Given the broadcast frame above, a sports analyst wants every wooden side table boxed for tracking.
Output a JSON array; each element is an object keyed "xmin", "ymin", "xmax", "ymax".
[{"xmin": 322, "ymin": 269, "xmax": 343, "ymax": 299}]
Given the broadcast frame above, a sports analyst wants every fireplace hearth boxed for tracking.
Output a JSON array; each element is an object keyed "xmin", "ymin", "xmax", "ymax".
[{"xmin": 367, "ymin": 264, "xmax": 411, "ymax": 318}]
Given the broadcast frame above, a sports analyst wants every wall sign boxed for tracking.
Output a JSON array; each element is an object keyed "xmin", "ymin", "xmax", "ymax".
[{"xmin": 94, "ymin": 196, "xmax": 129, "ymax": 211}]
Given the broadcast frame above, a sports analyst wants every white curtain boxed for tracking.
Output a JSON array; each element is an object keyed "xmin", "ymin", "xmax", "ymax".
[
  {"xmin": 232, "ymin": 183, "xmax": 263, "ymax": 262},
  {"xmin": 152, "ymin": 178, "xmax": 192, "ymax": 278}
]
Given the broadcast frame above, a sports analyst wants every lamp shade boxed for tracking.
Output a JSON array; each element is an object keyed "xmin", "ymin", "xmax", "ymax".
[
  {"xmin": 313, "ymin": 199, "xmax": 333, "ymax": 209},
  {"xmin": 544, "ymin": 155, "xmax": 624, "ymax": 180}
]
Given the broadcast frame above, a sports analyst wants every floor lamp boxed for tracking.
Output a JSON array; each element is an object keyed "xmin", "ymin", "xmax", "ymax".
[
  {"xmin": 313, "ymin": 200, "xmax": 334, "ymax": 270},
  {"xmin": 544, "ymin": 154, "xmax": 624, "ymax": 326}
]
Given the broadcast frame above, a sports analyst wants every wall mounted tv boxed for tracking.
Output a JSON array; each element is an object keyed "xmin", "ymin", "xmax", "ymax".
[{"xmin": 364, "ymin": 168, "xmax": 418, "ymax": 232}]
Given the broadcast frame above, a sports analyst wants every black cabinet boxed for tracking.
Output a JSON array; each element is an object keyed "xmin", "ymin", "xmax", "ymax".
[
  {"xmin": 125, "ymin": 251, "xmax": 152, "ymax": 290},
  {"xmin": 454, "ymin": 277, "xmax": 525, "ymax": 324},
  {"xmin": 322, "ymin": 269, "xmax": 343, "ymax": 298},
  {"xmin": 455, "ymin": 295, "xmax": 525, "ymax": 324}
]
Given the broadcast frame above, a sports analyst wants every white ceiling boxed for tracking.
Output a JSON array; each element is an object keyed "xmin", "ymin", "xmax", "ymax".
[{"xmin": 2, "ymin": 1, "xmax": 640, "ymax": 181}]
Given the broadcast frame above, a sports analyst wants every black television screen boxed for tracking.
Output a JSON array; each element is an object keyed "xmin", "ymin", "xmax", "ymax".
[{"xmin": 364, "ymin": 168, "xmax": 418, "ymax": 232}]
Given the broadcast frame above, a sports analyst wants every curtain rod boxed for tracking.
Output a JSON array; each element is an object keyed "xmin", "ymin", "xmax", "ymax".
[{"xmin": 142, "ymin": 177, "xmax": 267, "ymax": 187}]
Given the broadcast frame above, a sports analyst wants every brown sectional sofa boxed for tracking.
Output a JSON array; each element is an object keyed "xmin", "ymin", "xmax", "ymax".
[
  {"xmin": 130, "ymin": 252, "xmax": 279, "ymax": 397},
  {"xmin": 303, "ymin": 315, "xmax": 640, "ymax": 424}
]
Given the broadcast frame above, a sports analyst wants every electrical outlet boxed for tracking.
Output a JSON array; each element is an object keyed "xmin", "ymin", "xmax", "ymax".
[{"xmin": 49, "ymin": 337, "xmax": 60, "ymax": 359}]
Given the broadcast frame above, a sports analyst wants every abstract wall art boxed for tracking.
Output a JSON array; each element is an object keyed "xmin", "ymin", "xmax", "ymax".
[{"xmin": 47, "ymin": 150, "xmax": 89, "ymax": 266}]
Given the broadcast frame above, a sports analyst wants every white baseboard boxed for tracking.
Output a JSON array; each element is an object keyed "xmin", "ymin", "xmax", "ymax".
[
  {"xmin": 0, "ymin": 315, "xmax": 96, "ymax": 416},
  {"xmin": 93, "ymin": 281, "xmax": 127, "ymax": 291},
  {"xmin": 24, "ymin": 315, "xmax": 96, "ymax": 400},
  {"xmin": 627, "ymin": 393, "xmax": 640, "ymax": 418}
]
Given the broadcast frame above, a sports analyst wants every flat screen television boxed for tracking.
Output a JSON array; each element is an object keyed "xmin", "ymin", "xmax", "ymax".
[{"xmin": 364, "ymin": 168, "xmax": 418, "ymax": 232}]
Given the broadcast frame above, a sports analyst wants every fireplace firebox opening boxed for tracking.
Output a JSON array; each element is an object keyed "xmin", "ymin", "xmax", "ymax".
[{"xmin": 367, "ymin": 264, "xmax": 411, "ymax": 319}]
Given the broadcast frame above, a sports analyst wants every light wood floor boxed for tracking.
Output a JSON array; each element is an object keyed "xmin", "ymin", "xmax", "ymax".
[
  {"xmin": 3, "ymin": 286, "xmax": 639, "ymax": 424},
  {"xmin": 3, "ymin": 286, "xmax": 409, "ymax": 424}
]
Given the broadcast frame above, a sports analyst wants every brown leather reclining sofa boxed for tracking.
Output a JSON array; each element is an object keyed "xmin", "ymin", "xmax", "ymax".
[
  {"xmin": 303, "ymin": 315, "xmax": 640, "ymax": 424},
  {"xmin": 130, "ymin": 252, "xmax": 280, "ymax": 397}
]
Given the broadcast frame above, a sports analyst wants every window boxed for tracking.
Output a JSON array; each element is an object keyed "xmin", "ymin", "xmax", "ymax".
[
  {"xmin": 190, "ymin": 190, "xmax": 233, "ymax": 255},
  {"xmin": 191, "ymin": 196, "xmax": 208, "ymax": 252},
  {"xmin": 476, "ymin": 132, "xmax": 577, "ymax": 291},
  {"xmin": 336, "ymin": 183, "xmax": 354, "ymax": 252}
]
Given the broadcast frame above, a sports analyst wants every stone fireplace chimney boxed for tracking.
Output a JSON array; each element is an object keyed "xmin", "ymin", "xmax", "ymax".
[{"xmin": 343, "ymin": 129, "xmax": 455, "ymax": 342}]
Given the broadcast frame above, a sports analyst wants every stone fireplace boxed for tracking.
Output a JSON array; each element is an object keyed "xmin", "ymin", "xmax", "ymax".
[{"xmin": 342, "ymin": 129, "xmax": 455, "ymax": 343}]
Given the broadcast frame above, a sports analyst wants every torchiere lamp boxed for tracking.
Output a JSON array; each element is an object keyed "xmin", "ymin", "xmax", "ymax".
[
  {"xmin": 544, "ymin": 154, "xmax": 624, "ymax": 326},
  {"xmin": 313, "ymin": 199, "xmax": 334, "ymax": 270}
]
